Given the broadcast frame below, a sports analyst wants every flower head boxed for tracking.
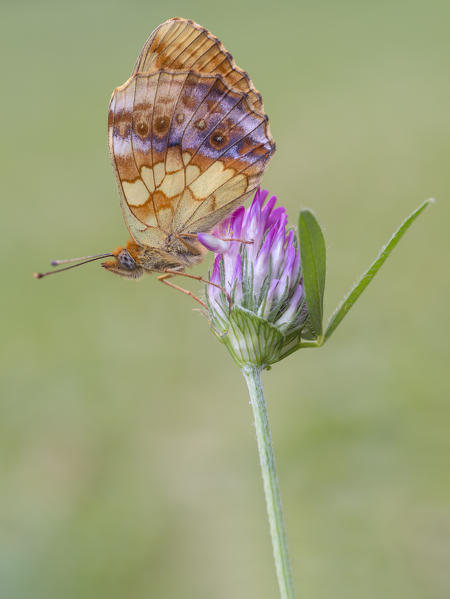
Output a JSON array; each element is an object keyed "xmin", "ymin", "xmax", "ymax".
[{"xmin": 198, "ymin": 190, "xmax": 308, "ymax": 368}]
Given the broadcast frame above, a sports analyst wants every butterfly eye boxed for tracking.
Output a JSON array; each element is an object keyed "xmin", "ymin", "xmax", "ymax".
[
  {"xmin": 136, "ymin": 121, "xmax": 149, "ymax": 136},
  {"xmin": 210, "ymin": 130, "xmax": 227, "ymax": 148},
  {"xmin": 118, "ymin": 250, "xmax": 137, "ymax": 270}
]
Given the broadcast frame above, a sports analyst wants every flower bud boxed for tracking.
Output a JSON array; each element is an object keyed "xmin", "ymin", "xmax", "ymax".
[{"xmin": 203, "ymin": 190, "xmax": 308, "ymax": 368}]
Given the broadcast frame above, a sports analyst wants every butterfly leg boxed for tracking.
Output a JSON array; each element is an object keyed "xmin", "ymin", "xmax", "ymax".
[
  {"xmin": 181, "ymin": 232, "xmax": 253, "ymax": 245},
  {"xmin": 222, "ymin": 237, "xmax": 253, "ymax": 245},
  {"xmin": 162, "ymin": 270, "xmax": 233, "ymax": 313},
  {"xmin": 157, "ymin": 274, "xmax": 207, "ymax": 309},
  {"xmin": 162, "ymin": 269, "xmax": 223, "ymax": 291}
]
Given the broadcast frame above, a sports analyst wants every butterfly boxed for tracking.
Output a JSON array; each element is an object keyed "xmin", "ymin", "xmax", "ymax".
[{"xmin": 35, "ymin": 17, "xmax": 275, "ymax": 293}]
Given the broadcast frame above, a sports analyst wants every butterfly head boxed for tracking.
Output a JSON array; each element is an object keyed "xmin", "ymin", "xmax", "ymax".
[{"xmin": 101, "ymin": 244, "xmax": 144, "ymax": 279}]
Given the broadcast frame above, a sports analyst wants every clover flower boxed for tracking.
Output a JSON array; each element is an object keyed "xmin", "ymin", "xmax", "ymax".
[
  {"xmin": 197, "ymin": 189, "xmax": 432, "ymax": 599},
  {"xmin": 198, "ymin": 190, "xmax": 308, "ymax": 368}
]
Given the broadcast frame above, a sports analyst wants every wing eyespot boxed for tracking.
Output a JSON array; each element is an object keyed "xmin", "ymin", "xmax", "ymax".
[
  {"xmin": 155, "ymin": 116, "xmax": 170, "ymax": 133},
  {"xmin": 210, "ymin": 130, "xmax": 228, "ymax": 148},
  {"xmin": 136, "ymin": 121, "xmax": 149, "ymax": 136}
]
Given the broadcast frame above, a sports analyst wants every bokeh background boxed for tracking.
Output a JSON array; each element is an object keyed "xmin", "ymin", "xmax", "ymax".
[{"xmin": 1, "ymin": 1, "xmax": 449, "ymax": 597}]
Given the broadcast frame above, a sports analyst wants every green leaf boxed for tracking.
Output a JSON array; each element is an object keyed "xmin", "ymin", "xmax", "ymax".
[
  {"xmin": 299, "ymin": 209, "xmax": 326, "ymax": 338},
  {"xmin": 324, "ymin": 198, "xmax": 434, "ymax": 342}
]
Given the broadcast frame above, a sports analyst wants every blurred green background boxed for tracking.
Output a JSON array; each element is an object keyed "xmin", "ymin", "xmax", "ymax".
[{"xmin": 1, "ymin": 0, "xmax": 449, "ymax": 597}]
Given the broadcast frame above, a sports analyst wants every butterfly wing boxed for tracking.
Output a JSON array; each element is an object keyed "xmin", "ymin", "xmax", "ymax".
[{"xmin": 108, "ymin": 17, "xmax": 275, "ymax": 248}]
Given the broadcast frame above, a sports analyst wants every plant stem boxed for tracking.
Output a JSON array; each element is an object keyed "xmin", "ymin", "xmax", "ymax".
[{"xmin": 242, "ymin": 365, "xmax": 296, "ymax": 599}]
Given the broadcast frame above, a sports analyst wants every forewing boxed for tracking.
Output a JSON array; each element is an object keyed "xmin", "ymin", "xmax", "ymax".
[{"xmin": 132, "ymin": 17, "xmax": 264, "ymax": 114}]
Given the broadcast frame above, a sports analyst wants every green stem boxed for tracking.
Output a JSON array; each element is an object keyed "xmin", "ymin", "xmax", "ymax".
[{"xmin": 242, "ymin": 365, "xmax": 296, "ymax": 599}]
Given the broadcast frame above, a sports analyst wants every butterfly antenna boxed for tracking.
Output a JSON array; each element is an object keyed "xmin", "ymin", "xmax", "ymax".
[
  {"xmin": 50, "ymin": 253, "xmax": 113, "ymax": 266},
  {"xmin": 33, "ymin": 253, "xmax": 113, "ymax": 279}
]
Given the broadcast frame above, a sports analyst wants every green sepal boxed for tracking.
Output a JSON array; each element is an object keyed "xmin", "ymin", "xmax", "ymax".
[
  {"xmin": 221, "ymin": 306, "xmax": 285, "ymax": 368},
  {"xmin": 298, "ymin": 209, "xmax": 326, "ymax": 338}
]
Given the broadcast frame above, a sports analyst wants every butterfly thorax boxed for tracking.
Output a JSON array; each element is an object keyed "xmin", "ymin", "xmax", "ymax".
[{"xmin": 101, "ymin": 235, "xmax": 205, "ymax": 278}]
